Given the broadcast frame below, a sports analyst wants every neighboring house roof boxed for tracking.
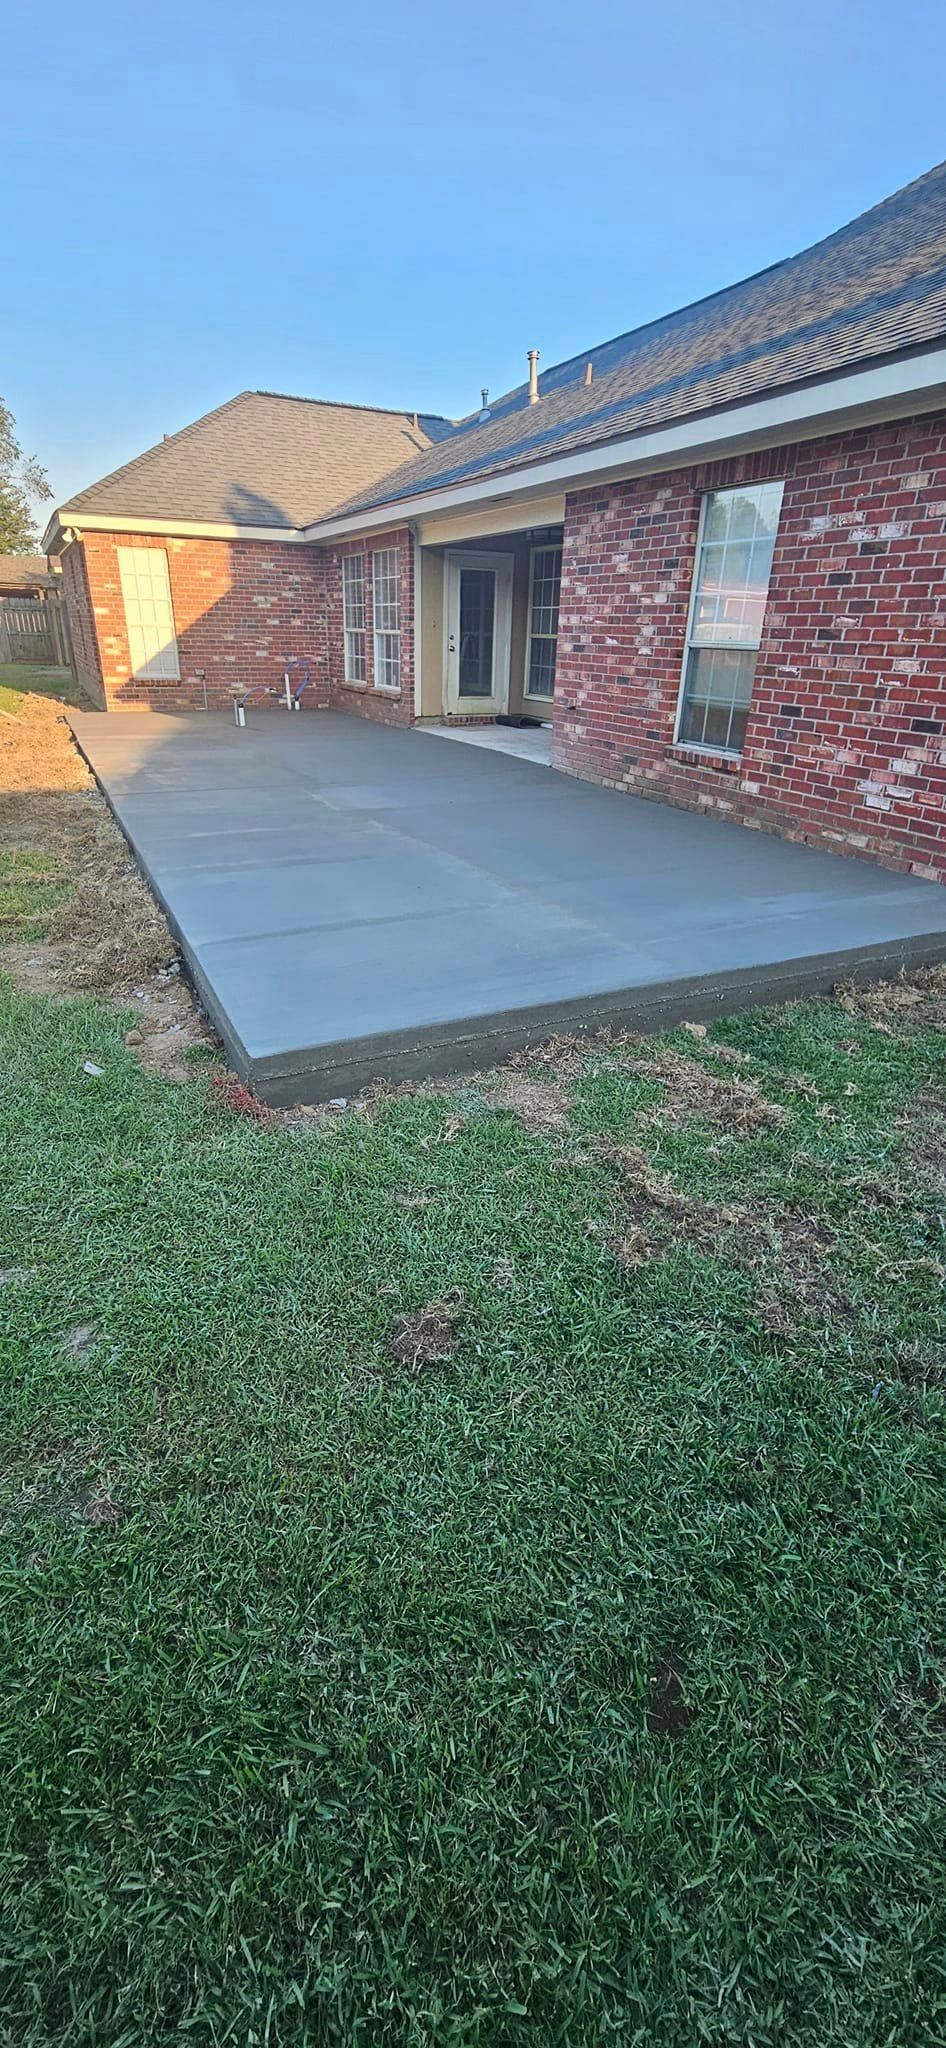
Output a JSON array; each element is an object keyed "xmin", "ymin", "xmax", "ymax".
[
  {"xmin": 57, "ymin": 392, "xmax": 452, "ymax": 531},
  {"xmin": 329, "ymin": 157, "xmax": 946, "ymax": 520},
  {"xmin": 0, "ymin": 554, "xmax": 58, "ymax": 590}
]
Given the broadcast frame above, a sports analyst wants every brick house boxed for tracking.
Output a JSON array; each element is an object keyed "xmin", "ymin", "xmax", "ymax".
[{"xmin": 46, "ymin": 162, "xmax": 946, "ymax": 880}]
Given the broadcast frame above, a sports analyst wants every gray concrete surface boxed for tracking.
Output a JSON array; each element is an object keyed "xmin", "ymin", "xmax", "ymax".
[{"xmin": 70, "ymin": 708, "xmax": 946, "ymax": 1102}]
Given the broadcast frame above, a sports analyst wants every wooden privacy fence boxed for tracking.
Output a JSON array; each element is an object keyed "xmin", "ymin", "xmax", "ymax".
[{"xmin": 0, "ymin": 594, "xmax": 74, "ymax": 670}]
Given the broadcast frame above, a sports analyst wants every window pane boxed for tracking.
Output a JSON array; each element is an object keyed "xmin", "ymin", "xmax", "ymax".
[
  {"xmin": 458, "ymin": 568, "xmax": 495, "ymax": 696},
  {"xmin": 371, "ymin": 549, "xmax": 401, "ymax": 689},
  {"xmin": 374, "ymin": 629, "xmax": 400, "ymax": 692},
  {"xmin": 528, "ymin": 638, "xmax": 556, "ymax": 697},
  {"xmin": 342, "ymin": 555, "xmax": 366, "ymax": 629},
  {"xmin": 342, "ymin": 556, "xmax": 366, "ymax": 680},
  {"xmin": 753, "ymin": 482, "xmax": 784, "ymax": 539},
  {"xmin": 372, "ymin": 548, "xmax": 400, "ymax": 631},
  {"xmin": 703, "ymin": 495, "xmax": 730, "ymax": 543},
  {"xmin": 728, "ymin": 492, "xmax": 760, "ymax": 541},
  {"xmin": 526, "ymin": 544, "xmax": 562, "ymax": 699},
  {"xmin": 344, "ymin": 628, "xmax": 366, "ymax": 682},
  {"xmin": 679, "ymin": 646, "xmax": 757, "ymax": 752},
  {"xmin": 688, "ymin": 483, "xmax": 782, "ymax": 666},
  {"xmin": 530, "ymin": 547, "xmax": 561, "ymax": 636}
]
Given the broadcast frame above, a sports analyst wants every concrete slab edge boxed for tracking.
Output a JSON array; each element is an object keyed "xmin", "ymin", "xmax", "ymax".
[
  {"xmin": 247, "ymin": 930, "xmax": 946, "ymax": 1105},
  {"xmin": 70, "ymin": 721, "xmax": 946, "ymax": 1108}
]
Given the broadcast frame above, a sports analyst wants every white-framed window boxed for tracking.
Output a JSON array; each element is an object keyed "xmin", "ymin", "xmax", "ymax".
[
  {"xmin": 116, "ymin": 546, "xmax": 180, "ymax": 681},
  {"xmin": 676, "ymin": 480, "xmax": 783, "ymax": 755},
  {"xmin": 342, "ymin": 555, "xmax": 366, "ymax": 684},
  {"xmin": 524, "ymin": 544, "xmax": 562, "ymax": 699},
  {"xmin": 372, "ymin": 546, "xmax": 401, "ymax": 693}
]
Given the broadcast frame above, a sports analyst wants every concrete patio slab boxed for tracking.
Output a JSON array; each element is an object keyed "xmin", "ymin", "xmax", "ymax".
[
  {"xmin": 70, "ymin": 708, "xmax": 946, "ymax": 1103},
  {"xmin": 419, "ymin": 721, "xmax": 554, "ymax": 765}
]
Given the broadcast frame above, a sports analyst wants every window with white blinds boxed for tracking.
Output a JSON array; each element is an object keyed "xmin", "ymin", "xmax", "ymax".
[{"xmin": 117, "ymin": 547, "xmax": 180, "ymax": 681}]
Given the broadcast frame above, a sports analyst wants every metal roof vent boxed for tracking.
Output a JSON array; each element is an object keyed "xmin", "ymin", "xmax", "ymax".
[{"xmin": 527, "ymin": 349, "xmax": 540, "ymax": 404}]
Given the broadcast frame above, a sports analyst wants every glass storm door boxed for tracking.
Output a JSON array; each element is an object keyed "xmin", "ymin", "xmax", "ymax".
[{"xmin": 444, "ymin": 552, "xmax": 513, "ymax": 714}]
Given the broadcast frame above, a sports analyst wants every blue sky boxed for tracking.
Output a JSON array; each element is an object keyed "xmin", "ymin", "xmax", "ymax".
[{"xmin": 6, "ymin": 0, "xmax": 946, "ymax": 514}]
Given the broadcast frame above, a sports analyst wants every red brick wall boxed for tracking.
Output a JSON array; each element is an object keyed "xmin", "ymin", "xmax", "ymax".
[
  {"xmin": 60, "ymin": 541, "xmax": 105, "ymax": 706},
  {"xmin": 70, "ymin": 532, "xmax": 330, "ymax": 711},
  {"xmin": 323, "ymin": 527, "xmax": 415, "ymax": 726},
  {"xmin": 554, "ymin": 415, "xmax": 946, "ymax": 880}
]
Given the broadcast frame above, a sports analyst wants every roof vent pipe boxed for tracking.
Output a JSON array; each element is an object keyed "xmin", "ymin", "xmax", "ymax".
[
  {"xmin": 527, "ymin": 349, "xmax": 540, "ymax": 405},
  {"xmin": 584, "ymin": 362, "xmax": 594, "ymax": 385}
]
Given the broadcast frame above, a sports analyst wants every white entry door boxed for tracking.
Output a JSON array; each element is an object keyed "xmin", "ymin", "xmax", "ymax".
[{"xmin": 444, "ymin": 552, "xmax": 513, "ymax": 715}]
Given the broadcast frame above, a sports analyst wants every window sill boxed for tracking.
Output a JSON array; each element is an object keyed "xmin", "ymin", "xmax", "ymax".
[
  {"xmin": 340, "ymin": 678, "xmax": 367, "ymax": 692},
  {"xmin": 372, "ymin": 685, "xmax": 402, "ymax": 698},
  {"xmin": 670, "ymin": 741, "xmax": 743, "ymax": 773}
]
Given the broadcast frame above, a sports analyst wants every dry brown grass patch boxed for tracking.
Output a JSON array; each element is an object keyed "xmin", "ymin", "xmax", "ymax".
[
  {"xmin": 837, "ymin": 964, "xmax": 946, "ymax": 1033},
  {"xmin": 630, "ymin": 1046, "xmax": 789, "ymax": 1136},
  {"xmin": 390, "ymin": 1294, "xmax": 463, "ymax": 1369},
  {"xmin": 753, "ymin": 1210, "xmax": 853, "ymax": 1332},
  {"xmin": 604, "ymin": 1141, "xmax": 744, "ymax": 1267},
  {"xmin": 889, "ymin": 1338, "xmax": 946, "ymax": 1390},
  {"xmin": 486, "ymin": 1071, "xmax": 572, "ymax": 1133},
  {"xmin": 602, "ymin": 1138, "xmax": 851, "ymax": 1323}
]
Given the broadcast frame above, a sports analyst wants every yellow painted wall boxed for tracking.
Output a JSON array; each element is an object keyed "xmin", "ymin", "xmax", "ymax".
[
  {"xmin": 506, "ymin": 535, "xmax": 532, "ymax": 716},
  {"xmin": 419, "ymin": 545, "xmax": 445, "ymax": 716}
]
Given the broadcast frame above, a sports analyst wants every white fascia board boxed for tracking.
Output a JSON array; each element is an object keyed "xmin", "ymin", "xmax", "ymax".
[
  {"xmin": 43, "ymin": 511, "xmax": 304, "ymax": 550},
  {"xmin": 301, "ymin": 346, "xmax": 946, "ymax": 543}
]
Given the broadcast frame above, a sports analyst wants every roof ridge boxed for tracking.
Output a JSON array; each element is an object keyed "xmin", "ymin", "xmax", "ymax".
[{"xmin": 251, "ymin": 389, "xmax": 449, "ymax": 421}]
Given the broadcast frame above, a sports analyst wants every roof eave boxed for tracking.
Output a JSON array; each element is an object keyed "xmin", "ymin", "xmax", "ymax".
[
  {"xmin": 43, "ymin": 510, "xmax": 305, "ymax": 551},
  {"xmin": 301, "ymin": 341, "xmax": 946, "ymax": 542}
]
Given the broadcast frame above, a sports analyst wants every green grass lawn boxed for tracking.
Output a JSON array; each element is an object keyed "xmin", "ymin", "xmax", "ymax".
[
  {"xmin": 0, "ymin": 847, "xmax": 70, "ymax": 940},
  {"xmin": 1, "ymin": 973, "xmax": 944, "ymax": 2046},
  {"xmin": 0, "ymin": 662, "xmax": 86, "ymax": 711}
]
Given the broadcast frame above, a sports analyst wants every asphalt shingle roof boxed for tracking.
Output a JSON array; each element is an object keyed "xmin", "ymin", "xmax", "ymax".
[
  {"xmin": 0, "ymin": 555, "xmax": 57, "ymax": 589},
  {"xmin": 60, "ymin": 393, "xmax": 450, "ymax": 529},
  {"xmin": 326, "ymin": 158, "xmax": 946, "ymax": 521}
]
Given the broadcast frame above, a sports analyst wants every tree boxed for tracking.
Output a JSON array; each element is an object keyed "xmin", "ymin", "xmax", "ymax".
[{"xmin": 0, "ymin": 398, "xmax": 52, "ymax": 555}]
